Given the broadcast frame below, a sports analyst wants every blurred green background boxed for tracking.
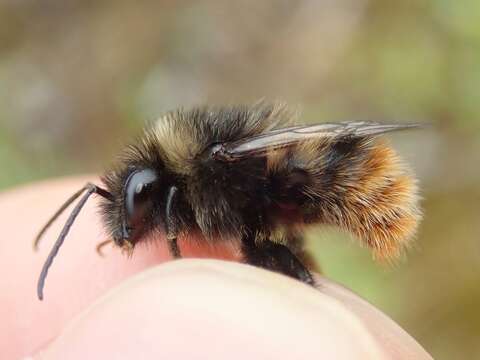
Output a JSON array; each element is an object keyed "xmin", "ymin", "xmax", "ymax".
[{"xmin": 1, "ymin": 1, "xmax": 479, "ymax": 358}]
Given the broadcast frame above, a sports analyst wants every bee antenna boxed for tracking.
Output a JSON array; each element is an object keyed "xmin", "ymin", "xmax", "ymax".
[
  {"xmin": 34, "ymin": 187, "xmax": 87, "ymax": 251},
  {"xmin": 33, "ymin": 184, "xmax": 113, "ymax": 250},
  {"xmin": 36, "ymin": 183, "xmax": 113, "ymax": 301}
]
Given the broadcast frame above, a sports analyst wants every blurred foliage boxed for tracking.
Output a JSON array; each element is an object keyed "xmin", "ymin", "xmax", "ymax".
[{"xmin": 1, "ymin": 1, "xmax": 479, "ymax": 358}]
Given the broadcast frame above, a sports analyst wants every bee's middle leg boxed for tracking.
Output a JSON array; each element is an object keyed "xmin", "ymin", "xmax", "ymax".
[{"xmin": 241, "ymin": 233, "xmax": 315, "ymax": 286}]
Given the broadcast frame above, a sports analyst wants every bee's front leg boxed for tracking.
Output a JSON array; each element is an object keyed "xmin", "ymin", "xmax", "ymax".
[
  {"xmin": 241, "ymin": 232, "xmax": 315, "ymax": 286},
  {"xmin": 165, "ymin": 186, "xmax": 181, "ymax": 258}
]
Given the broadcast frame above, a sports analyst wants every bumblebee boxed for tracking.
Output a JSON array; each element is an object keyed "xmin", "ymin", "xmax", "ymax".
[{"xmin": 35, "ymin": 103, "xmax": 421, "ymax": 300}]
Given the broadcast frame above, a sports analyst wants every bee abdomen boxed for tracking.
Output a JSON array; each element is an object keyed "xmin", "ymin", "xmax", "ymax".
[{"xmin": 267, "ymin": 137, "xmax": 421, "ymax": 259}]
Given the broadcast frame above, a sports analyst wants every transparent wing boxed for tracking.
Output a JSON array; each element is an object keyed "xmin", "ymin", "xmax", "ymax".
[{"xmin": 212, "ymin": 122, "xmax": 421, "ymax": 162}]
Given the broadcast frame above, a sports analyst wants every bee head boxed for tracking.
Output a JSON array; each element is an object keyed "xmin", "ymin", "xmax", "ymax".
[{"xmin": 100, "ymin": 137, "xmax": 169, "ymax": 250}]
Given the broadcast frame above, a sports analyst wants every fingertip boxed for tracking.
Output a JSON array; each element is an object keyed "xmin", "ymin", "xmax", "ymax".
[{"xmin": 38, "ymin": 260, "xmax": 386, "ymax": 359}]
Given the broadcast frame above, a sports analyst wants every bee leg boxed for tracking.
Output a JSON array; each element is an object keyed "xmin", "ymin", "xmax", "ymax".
[
  {"xmin": 167, "ymin": 235, "xmax": 180, "ymax": 258},
  {"xmin": 165, "ymin": 186, "xmax": 181, "ymax": 258},
  {"xmin": 95, "ymin": 239, "xmax": 114, "ymax": 257},
  {"xmin": 285, "ymin": 231, "xmax": 321, "ymax": 273},
  {"xmin": 242, "ymin": 234, "xmax": 315, "ymax": 286}
]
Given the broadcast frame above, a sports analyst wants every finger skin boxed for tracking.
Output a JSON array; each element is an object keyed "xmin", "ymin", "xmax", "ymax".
[
  {"xmin": 0, "ymin": 177, "xmax": 433, "ymax": 359},
  {"xmin": 38, "ymin": 260, "xmax": 387, "ymax": 359}
]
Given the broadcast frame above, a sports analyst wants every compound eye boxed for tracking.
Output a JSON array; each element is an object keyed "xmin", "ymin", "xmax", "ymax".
[{"xmin": 125, "ymin": 169, "xmax": 158, "ymax": 225}]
